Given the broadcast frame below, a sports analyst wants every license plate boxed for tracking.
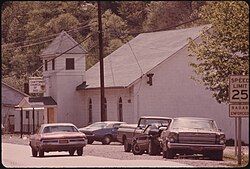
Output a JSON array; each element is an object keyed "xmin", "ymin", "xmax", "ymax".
[
  {"xmin": 59, "ymin": 140, "xmax": 68, "ymax": 144},
  {"xmin": 192, "ymin": 146, "xmax": 203, "ymax": 151}
]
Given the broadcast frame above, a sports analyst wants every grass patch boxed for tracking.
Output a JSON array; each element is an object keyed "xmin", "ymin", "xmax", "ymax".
[{"xmin": 224, "ymin": 153, "xmax": 249, "ymax": 167}]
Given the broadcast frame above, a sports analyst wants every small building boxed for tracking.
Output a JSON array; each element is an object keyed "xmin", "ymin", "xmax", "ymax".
[
  {"xmin": 15, "ymin": 96, "xmax": 57, "ymax": 133},
  {"xmin": 39, "ymin": 26, "xmax": 248, "ymax": 143},
  {"xmin": 1, "ymin": 82, "xmax": 28, "ymax": 133}
]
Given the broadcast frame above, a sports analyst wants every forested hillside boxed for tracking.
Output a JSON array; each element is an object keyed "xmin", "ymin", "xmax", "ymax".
[{"xmin": 1, "ymin": 1, "xmax": 206, "ymax": 91}]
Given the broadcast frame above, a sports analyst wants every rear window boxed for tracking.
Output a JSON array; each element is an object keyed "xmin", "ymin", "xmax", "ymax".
[{"xmin": 43, "ymin": 125, "xmax": 78, "ymax": 133}]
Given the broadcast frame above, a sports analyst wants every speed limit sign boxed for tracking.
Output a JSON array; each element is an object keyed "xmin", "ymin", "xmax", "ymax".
[{"xmin": 229, "ymin": 75, "xmax": 249, "ymax": 103}]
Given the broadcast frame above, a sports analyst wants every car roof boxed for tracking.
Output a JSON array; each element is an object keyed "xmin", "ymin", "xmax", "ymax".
[
  {"xmin": 40, "ymin": 123, "xmax": 77, "ymax": 127},
  {"xmin": 92, "ymin": 121, "xmax": 126, "ymax": 124},
  {"xmin": 173, "ymin": 117, "xmax": 214, "ymax": 121},
  {"xmin": 140, "ymin": 116, "xmax": 172, "ymax": 120}
]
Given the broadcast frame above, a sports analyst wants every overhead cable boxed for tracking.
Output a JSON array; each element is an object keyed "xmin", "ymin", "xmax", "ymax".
[{"xmin": 32, "ymin": 33, "xmax": 95, "ymax": 76}]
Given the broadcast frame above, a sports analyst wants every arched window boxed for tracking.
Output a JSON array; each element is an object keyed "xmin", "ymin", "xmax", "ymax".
[
  {"xmin": 88, "ymin": 99, "xmax": 92, "ymax": 123},
  {"xmin": 118, "ymin": 97, "xmax": 123, "ymax": 121},
  {"xmin": 104, "ymin": 98, "xmax": 107, "ymax": 115}
]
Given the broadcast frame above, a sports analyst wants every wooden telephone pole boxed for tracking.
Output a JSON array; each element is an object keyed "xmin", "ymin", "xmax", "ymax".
[{"xmin": 98, "ymin": 1, "xmax": 106, "ymax": 121}]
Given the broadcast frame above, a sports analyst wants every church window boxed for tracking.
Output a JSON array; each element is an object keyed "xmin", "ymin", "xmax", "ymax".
[
  {"xmin": 88, "ymin": 99, "xmax": 92, "ymax": 123},
  {"xmin": 118, "ymin": 97, "xmax": 123, "ymax": 121}
]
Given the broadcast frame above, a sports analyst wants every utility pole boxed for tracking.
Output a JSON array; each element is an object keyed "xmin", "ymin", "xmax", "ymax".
[{"xmin": 98, "ymin": 1, "xmax": 106, "ymax": 121}]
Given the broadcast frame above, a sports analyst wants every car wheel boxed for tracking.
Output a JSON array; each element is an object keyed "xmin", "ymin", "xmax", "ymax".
[
  {"xmin": 132, "ymin": 141, "xmax": 144, "ymax": 155},
  {"xmin": 102, "ymin": 135, "xmax": 112, "ymax": 145},
  {"xmin": 69, "ymin": 149, "xmax": 75, "ymax": 156},
  {"xmin": 32, "ymin": 148, "xmax": 38, "ymax": 157},
  {"xmin": 165, "ymin": 147, "xmax": 175, "ymax": 159},
  {"xmin": 209, "ymin": 150, "xmax": 223, "ymax": 161},
  {"xmin": 77, "ymin": 148, "xmax": 83, "ymax": 156},
  {"xmin": 88, "ymin": 139, "xmax": 94, "ymax": 144},
  {"xmin": 124, "ymin": 138, "xmax": 131, "ymax": 152},
  {"xmin": 162, "ymin": 150, "xmax": 167, "ymax": 158},
  {"xmin": 39, "ymin": 150, "xmax": 44, "ymax": 157},
  {"xmin": 148, "ymin": 139, "xmax": 160, "ymax": 155}
]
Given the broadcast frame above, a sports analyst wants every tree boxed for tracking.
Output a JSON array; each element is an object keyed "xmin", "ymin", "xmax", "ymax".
[
  {"xmin": 84, "ymin": 9, "xmax": 131, "ymax": 69},
  {"xmin": 188, "ymin": 1, "xmax": 249, "ymax": 103},
  {"xmin": 117, "ymin": 1, "xmax": 148, "ymax": 32}
]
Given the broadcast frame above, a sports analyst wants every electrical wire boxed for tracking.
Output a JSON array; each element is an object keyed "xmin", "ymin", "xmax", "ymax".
[
  {"xmin": 127, "ymin": 41, "xmax": 143, "ymax": 75},
  {"xmin": 2, "ymin": 23, "xmax": 91, "ymax": 49},
  {"xmin": 105, "ymin": 17, "xmax": 201, "ymax": 36},
  {"xmin": 32, "ymin": 33, "xmax": 95, "ymax": 76}
]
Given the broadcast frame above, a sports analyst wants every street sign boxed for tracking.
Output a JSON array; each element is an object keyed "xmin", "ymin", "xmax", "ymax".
[
  {"xmin": 229, "ymin": 104, "xmax": 249, "ymax": 117},
  {"xmin": 229, "ymin": 75, "xmax": 249, "ymax": 166},
  {"xmin": 229, "ymin": 75, "xmax": 249, "ymax": 103},
  {"xmin": 29, "ymin": 77, "xmax": 46, "ymax": 94}
]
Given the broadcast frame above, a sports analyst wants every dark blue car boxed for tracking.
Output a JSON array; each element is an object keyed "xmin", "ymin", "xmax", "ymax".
[{"xmin": 79, "ymin": 121, "xmax": 126, "ymax": 145}]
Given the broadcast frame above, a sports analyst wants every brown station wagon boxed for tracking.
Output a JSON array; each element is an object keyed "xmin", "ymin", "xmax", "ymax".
[
  {"xmin": 160, "ymin": 117, "xmax": 226, "ymax": 160},
  {"xmin": 29, "ymin": 123, "xmax": 87, "ymax": 157}
]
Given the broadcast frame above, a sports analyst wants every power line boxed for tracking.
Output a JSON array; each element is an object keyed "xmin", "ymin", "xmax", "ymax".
[
  {"xmin": 2, "ymin": 23, "xmax": 91, "ymax": 48},
  {"xmin": 127, "ymin": 41, "xmax": 143, "ymax": 76},
  {"xmin": 32, "ymin": 33, "xmax": 94, "ymax": 76},
  {"xmin": 105, "ymin": 17, "xmax": 201, "ymax": 36}
]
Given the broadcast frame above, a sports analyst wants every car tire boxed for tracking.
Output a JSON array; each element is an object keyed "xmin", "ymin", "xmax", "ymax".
[
  {"xmin": 209, "ymin": 150, "xmax": 223, "ymax": 161},
  {"xmin": 132, "ymin": 141, "xmax": 144, "ymax": 155},
  {"xmin": 148, "ymin": 139, "xmax": 160, "ymax": 155},
  {"xmin": 162, "ymin": 150, "xmax": 167, "ymax": 158},
  {"xmin": 88, "ymin": 139, "xmax": 94, "ymax": 144},
  {"xmin": 77, "ymin": 148, "xmax": 83, "ymax": 156},
  {"xmin": 32, "ymin": 148, "xmax": 38, "ymax": 157},
  {"xmin": 102, "ymin": 135, "xmax": 112, "ymax": 145},
  {"xmin": 123, "ymin": 138, "xmax": 131, "ymax": 152},
  {"xmin": 165, "ymin": 146, "xmax": 175, "ymax": 159},
  {"xmin": 69, "ymin": 149, "xmax": 75, "ymax": 156},
  {"xmin": 39, "ymin": 150, "xmax": 44, "ymax": 157}
]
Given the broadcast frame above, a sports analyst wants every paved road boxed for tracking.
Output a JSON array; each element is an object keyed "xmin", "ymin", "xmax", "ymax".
[{"xmin": 2, "ymin": 143, "xmax": 192, "ymax": 167}]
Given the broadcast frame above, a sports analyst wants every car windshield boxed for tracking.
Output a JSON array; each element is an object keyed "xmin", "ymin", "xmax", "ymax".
[
  {"xmin": 171, "ymin": 118, "xmax": 217, "ymax": 131},
  {"xmin": 87, "ymin": 122, "xmax": 107, "ymax": 128},
  {"xmin": 42, "ymin": 125, "xmax": 78, "ymax": 133},
  {"xmin": 139, "ymin": 119, "xmax": 171, "ymax": 128}
]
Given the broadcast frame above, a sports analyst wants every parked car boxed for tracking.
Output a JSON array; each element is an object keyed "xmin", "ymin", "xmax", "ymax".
[
  {"xmin": 79, "ymin": 121, "xmax": 126, "ymax": 145},
  {"xmin": 160, "ymin": 117, "xmax": 226, "ymax": 160},
  {"xmin": 131, "ymin": 120, "xmax": 171, "ymax": 155},
  {"xmin": 116, "ymin": 116, "xmax": 172, "ymax": 154},
  {"xmin": 29, "ymin": 123, "xmax": 87, "ymax": 157}
]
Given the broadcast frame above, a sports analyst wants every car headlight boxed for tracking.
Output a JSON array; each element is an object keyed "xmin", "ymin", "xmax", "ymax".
[
  {"xmin": 168, "ymin": 132, "xmax": 177, "ymax": 143},
  {"xmin": 218, "ymin": 134, "xmax": 225, "ymax": 144}
]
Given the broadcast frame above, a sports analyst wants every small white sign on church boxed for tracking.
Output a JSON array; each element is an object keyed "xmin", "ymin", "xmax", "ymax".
[{"xmin": 29, "ymin": 77, "xmax": 46, "ymax": 94}]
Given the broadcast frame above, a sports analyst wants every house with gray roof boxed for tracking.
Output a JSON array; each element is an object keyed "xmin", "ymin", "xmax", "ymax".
[
  {"xmin": 1, "ymin": 82, "xmax": 29, "ymax": 133},
  {"xmin": 39, "ymin": 25, "xmax": 248, "ymax": 143}
]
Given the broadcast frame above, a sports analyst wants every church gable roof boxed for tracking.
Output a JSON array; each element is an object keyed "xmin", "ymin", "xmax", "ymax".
[
  {"xmin": 40, "ymin": 31, "xmax": 87, "ymax": 58},
  {"xmin": 84, "ymin": 25, "xmax": 210, "ymax": 89}
]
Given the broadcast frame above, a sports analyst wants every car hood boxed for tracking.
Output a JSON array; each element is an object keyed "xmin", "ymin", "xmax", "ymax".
[
  {"xmin": 170, "ymin": 128, "xmax": 220, "ymax": 134},
  {"xmin": 79, "ymin": 127, "xmax": 102, "ymax": 132},
  {"xmin": 41, "ymin": 132, "xmax": 86, "ymax": 139}
]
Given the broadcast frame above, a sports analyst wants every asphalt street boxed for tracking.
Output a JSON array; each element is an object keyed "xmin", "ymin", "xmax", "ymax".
[{"xmin": 2, "ymin": 143, "xmax": 192, "ymax": 168}]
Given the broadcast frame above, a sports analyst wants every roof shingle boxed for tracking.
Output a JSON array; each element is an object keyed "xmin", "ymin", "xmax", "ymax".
[{"xmin": 84, "ymin": 25, "xmax": 210, "ymax": 89}]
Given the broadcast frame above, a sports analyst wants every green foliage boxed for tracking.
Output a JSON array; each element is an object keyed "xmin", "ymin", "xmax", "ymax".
[
  {"xmin": 1, "ymin": 1, "xmax": 207, "ymax": 90},
  {"xmin": 188, "ymin": 1, "xmax": 249, "ymax": 103},
  {"xmin": 142, "ymin": 1, "xmax": 204, "ymax": 31},
  {"xmin": 118, "ymin": 1, "xmax": 148, "ymax": 32}
]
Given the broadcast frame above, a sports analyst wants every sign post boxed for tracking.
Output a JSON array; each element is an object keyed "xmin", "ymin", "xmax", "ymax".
[{"xmin": 229, "ymin": 75, "xmax": 249, "ymax": 165}]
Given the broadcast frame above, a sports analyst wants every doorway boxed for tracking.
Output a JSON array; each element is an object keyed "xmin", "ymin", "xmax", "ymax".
[{"xmin": 47, "ymin": 108, "xmax": 55, "ymax": 123}]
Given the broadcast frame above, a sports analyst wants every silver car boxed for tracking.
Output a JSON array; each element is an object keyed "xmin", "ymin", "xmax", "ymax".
[{"xmin": 160, "ymin": 117, "xmax": 226, "ymax": 160}]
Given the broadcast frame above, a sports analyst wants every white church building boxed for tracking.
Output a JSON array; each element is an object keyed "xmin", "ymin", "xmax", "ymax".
[{"xmin": 38, "ymin": 25, "xmax": 248, "ymax": 143}]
